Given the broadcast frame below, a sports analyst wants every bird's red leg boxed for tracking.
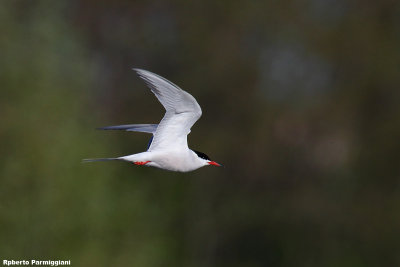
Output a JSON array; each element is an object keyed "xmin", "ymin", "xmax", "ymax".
[{"xmin": 134, "ymin": 161, "xmax": 151, "ymax": 165}]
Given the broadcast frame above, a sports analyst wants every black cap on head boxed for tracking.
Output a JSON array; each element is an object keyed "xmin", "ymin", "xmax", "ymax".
[{"xmin": 193, "ymin": 150, "xmax": 211, "ymax": 161}]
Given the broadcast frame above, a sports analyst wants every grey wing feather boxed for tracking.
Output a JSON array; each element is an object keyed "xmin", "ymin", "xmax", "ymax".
[
  {"xmin": 133, "ymin": 68, "xmax": 202, "ymax": 116},
  {"xmin": 97, "ymin": 124, "xmax": 158, "ymax": 134},
  {"xmin": 132, "ymin": 68, "xmax": 202, "ymax": 151}
]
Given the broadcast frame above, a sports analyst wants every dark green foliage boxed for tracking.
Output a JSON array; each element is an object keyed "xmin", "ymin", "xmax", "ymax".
[{"xmin": 1, "ymin": 1, "xmax": 399, "ymax": 266}]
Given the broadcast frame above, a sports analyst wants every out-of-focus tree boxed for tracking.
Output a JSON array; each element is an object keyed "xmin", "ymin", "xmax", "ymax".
[{"xmin": 1, "ymin": 0, "xmax": 400, "ymax": 266}]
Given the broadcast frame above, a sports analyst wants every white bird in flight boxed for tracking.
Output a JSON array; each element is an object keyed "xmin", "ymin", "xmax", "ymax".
[{"xmin": 84, "ymin": 69, "xmax": 222, "ymax": 172}]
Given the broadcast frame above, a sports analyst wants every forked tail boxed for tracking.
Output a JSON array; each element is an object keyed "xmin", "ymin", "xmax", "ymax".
[{"xmin": 82, "ymin": 158, "xmax": 119, "ymax": 163}]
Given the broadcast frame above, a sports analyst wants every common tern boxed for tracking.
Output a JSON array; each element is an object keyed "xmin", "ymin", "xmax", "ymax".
[{"xmin": 84, "ymin": 69, "xmax": 222, "ymax": 172}]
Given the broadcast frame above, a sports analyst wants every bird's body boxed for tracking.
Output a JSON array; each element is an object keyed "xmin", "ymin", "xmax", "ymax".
[
  {"xmin": 120, "ymin": 149, "xmax": 202, "ymax": 172},
  {"xmin": 84, "ymin": 69, "xmax": 221, "ymax": 172}
]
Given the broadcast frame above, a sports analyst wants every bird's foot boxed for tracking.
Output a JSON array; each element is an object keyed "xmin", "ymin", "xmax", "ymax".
[{"xmin": 134, "ymin": 161, "xmax": 151, "ymax": 165}]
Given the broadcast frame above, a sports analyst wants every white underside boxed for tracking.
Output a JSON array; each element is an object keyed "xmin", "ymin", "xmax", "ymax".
[{"xmin": 119, "ymin": 149, "xmax": 207, "ymax": 172}]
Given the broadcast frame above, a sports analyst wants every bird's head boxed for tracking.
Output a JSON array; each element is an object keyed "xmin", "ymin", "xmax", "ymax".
[{"xmin": 193, "ymin": 150, "xmax": 222, "ymax": 167}]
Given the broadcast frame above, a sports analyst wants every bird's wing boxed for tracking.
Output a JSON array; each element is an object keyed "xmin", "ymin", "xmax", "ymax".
[
  {"xmin": 97, "ymin": 124, "xmax": 158, "ymax": 133},
  {"xmin": 133, "ymin": 69, "xmax": 202, "ymax": 151}
]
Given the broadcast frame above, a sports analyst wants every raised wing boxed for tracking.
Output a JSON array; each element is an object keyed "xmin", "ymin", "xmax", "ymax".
[{"xmin": 133, "ymin": 69, "xmax": 202, "ymax": 151}]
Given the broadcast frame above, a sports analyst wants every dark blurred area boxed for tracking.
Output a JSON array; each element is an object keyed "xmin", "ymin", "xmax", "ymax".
[{"xmin": 1, "ymin": 1, "xmax": 400, "ymax": 266}]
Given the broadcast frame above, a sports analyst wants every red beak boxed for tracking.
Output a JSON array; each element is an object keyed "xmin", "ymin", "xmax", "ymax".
[{"xmin": 208, "ymin": 161, "xmax": 222, "ymax": 167}]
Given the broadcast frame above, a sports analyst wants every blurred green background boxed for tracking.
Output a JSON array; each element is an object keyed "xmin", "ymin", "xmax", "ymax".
[{"xmin": 1, "ymin": 1, "xmax": 399, "ymax": 266}]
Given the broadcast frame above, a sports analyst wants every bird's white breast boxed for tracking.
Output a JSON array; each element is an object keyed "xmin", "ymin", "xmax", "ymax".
[{"xmin": 148, "ymin": 150, "xmax": 203, "ymax": 172}]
